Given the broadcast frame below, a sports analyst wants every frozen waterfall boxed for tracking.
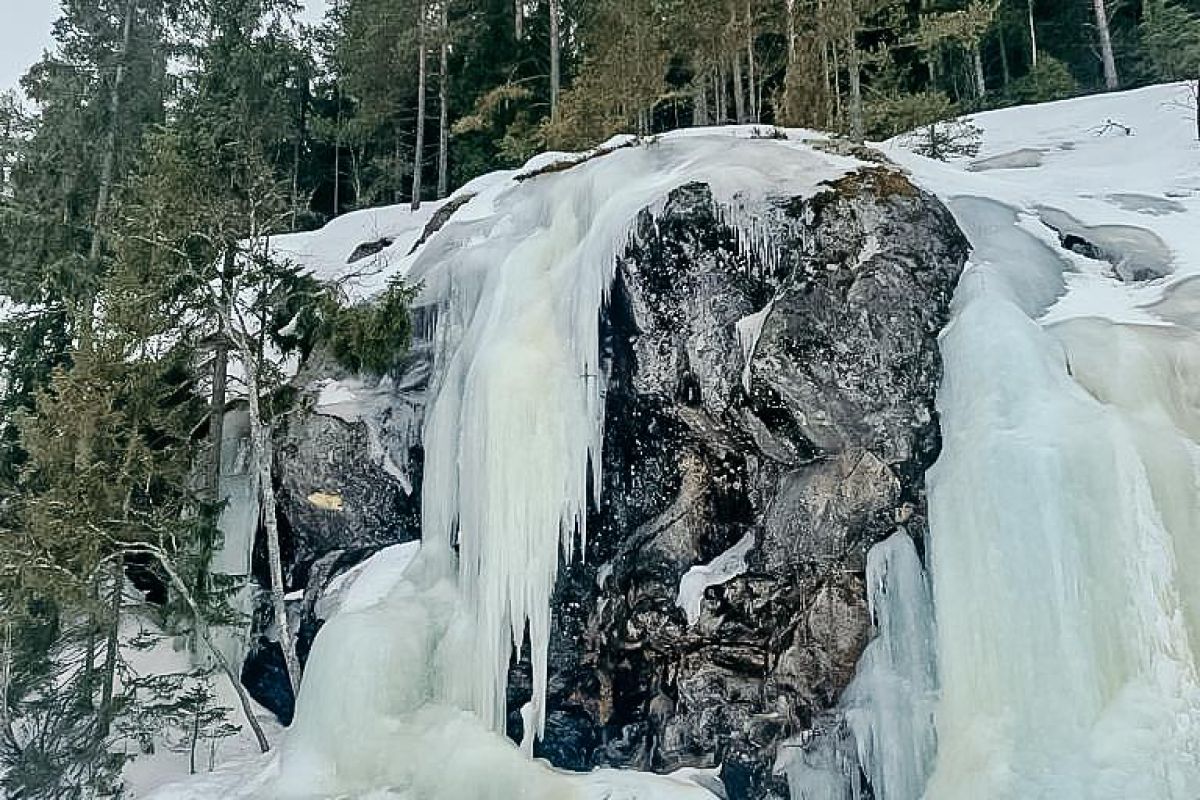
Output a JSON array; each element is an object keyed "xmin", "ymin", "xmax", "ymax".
[
  {"xmin": 777, "ymin": 531, "xmax": 938, "ymax": 800},
  {"xmin": 782, "ymin": 178, "xmax": 1200, "ymax": 800},
  {"xmin": 921, "ymin": 196, "xmax": 1200, "ymax": 799},
  {"xmin": 224, "ymin": 133, "xmax": 853, "ymax": 800}
]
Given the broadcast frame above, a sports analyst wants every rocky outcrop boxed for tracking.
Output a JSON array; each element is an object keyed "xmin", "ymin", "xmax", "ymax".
[
  {"xmin": 514, "ymin": 168, "xmax": 966, "ymax": 797},
  {"xmin": 251, "ymin": 158, "xmax": 966, "ymax": 795},
  {"xmin": 243, "ymin": 352, "xmax": 428, "ymax": 720}
]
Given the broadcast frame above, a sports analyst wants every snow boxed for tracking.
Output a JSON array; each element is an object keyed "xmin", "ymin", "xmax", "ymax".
[
  {"xmin": 676, "ymin": 532, "xmax": 756, "ymax": 626},
  {"xmin": 115, "ymin": 591, "xmax": 284, "ymax": 798},
  {"xmin": 270, "ymin": 202, "xmax": 447, "ymax": 303}
]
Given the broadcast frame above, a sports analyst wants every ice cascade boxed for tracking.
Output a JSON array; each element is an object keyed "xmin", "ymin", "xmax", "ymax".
[
  {"xmin": 254, "ymin": 134, "xmax": 855, "ymax": 799},
  {"xmin": 920, "ymin": 197, "xmax": 1200, "ymax": 799}
]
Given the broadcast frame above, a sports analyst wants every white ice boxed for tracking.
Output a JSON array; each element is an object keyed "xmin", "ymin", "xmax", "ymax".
[
  {"xmin": 892, "ymin": 82, "xmax": 1200, "ymax": 800},
  {"xmin": 676, "ymin": 532, "xmax": 756, "ymax": 626}
]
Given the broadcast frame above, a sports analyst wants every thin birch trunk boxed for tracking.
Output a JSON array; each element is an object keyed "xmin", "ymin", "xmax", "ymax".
[
  {"xmin": 694, "ymin": 75, "xmax": 708, "ymax": 126},
  {"xmin": 515, "ymin": 0, "xmax": 523, "ymax": 40},
  {"xmin": 1092, "ymin": 0, "xmax": 1119, "ymax": 90},
  {"xmin": 1028, "ymin": 0, "xmax": 1038, "ymax": 67},
  {"xmin": 333, "ymin": 83, "xmax": 342, "ymax": 215},
  {"xmin": 847, "ymin": 32, "xmax": 864, "ymax": 143},
  {"xmin": 972, "ymin": 43, "xmax": 987, "ymax": 98},
  {"xmin": 412, "ymin": 1, "xmax": 427, "ymax": 211},
  {"xmin": 244, "ymin": 360, "xmax": 301, "ymax": 697},
  {"xmin": 732, "ymin": 53, "xmax": 747, "ymax": 123},
  {"xmin": 746, "ymin": 1, "xmax": 758, "ymax": 122},
  {"xmin": 437, "ymin": 0, "xmax": 450, "ymax": 199},
  {"xmin": 549, "ymin": 0, "xmax": 561, "ymax": 116},
  {"xmin": 832, "ymin": 42, "xmax": 843, "ymax": 125}
]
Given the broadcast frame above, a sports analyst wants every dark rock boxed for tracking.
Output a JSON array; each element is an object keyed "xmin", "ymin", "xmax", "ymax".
[
  {"xmin": 347, "ymin": 237, "xmax": 395, "ymax": 264},
  {"xmin": 255, "ymin": 160, "xmax": 966, "ymax": 798},
  {"xmin": 529, "ymin": 169, "xmax": 965, "ymax": 798}
]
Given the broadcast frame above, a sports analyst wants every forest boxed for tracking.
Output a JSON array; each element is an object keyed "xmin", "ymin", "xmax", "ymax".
[{"xmin": 1, "ymin": 0, "xmax": 1199, "ymax": 796}]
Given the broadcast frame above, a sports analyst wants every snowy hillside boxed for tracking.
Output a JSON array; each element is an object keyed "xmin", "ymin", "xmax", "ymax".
[{"xmin": 139, "ymin": 84, "xmax": 1200, "ymax": 800}]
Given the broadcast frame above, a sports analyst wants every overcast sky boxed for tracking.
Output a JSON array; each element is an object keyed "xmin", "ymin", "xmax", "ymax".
[{"xmin": 1, "ymin": 0, "xmax": 329, "ymax": 97}]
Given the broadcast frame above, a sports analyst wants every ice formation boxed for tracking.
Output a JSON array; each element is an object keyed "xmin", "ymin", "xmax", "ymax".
[
  {"xmin": 676, "ymin": 532, "xmax": 756, "ymax": 625},
  {"xmin": 781, "ymin": 82, "xmax": 1200, "ymax": 800},
  {"xmin": 921, "ymin": 208, "xmax": 1200, "ymax": 800},
  {"xmin": 275, "ymin": 131, "xmax": 856, "ymax": 799},
  {"xmin": 154, "ymin": 84, "xmax": 1200, "ymax": 800},
  {"xmin": 406, "ymin": 132, "xmax": 855, "ymax": 741}
]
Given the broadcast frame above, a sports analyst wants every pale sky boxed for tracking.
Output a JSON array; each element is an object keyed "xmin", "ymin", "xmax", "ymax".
[{"xmin": 1, "ymin": 0, "xmax": 329, "ymax": 97}]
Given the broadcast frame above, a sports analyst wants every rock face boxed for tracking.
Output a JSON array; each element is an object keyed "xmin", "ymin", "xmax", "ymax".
[
  {"xmin": 243, "ymin": 354, "xmax": 427, "ymax": 721},
  {"xmin": 253, "ymin": 159, "xmax": 966, "ymax": 795},
  {"xmin": 516, "ymin": 168, "xmax": 966, "ymax": 797}
]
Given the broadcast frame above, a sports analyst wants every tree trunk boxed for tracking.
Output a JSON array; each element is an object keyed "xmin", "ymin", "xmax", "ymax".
[
  {"xmin": 717, "ymin": 62, "xmax": 728, "ymax": 124},
  {"xmin": 847, "ymin": 32, "xmax": 864, "ymax": 143},
  {"xmin": 1092, "ymin": 0, "xmax": 1120, "ymax": 90},
  {"xmin": 81, "ymin": 0, "xmax": 137, "ymax": 356},
  {"xmin": 549, "ymin": 0, "xmax": 561, "ymax": 117},
  {"xmin": 207, "ymin": 285, "xmax": 229, "ymax": 504},
  {"xmin": 998, "ymin": 25, "xmax": 1011, "ymax": 86},
  {"xmin": 290, "ymin": 62, "xmax": 308, "ymax": 228},
  {"xmin": 972, "ymin": 43, "xmax": 987, "ymax": 98},
  {"xmin": 0, "ymin": 621, "xmax": 18, "ymax": 756},
  {"xmin": 98, "ymin": 556, "xmax": 124, "ymax": 732},
  {"xmin": 746, "ymin": 1, "xmax": 758, "ymax": 122},
  {"xmin": 333, "ymin": 83, "xmax": 342, "ymax": 215},
  {"xmin": 785, "ymin": 0, "xmax": 796, "ymax": 65},
  {"xmin": 1028, "ymin": 0, "xmax": 1039, "ymax": 68},
  {"xmin": 732, "ymin": 53, "xmax": 747, "ymax": 123},
  {"xmin": 412, "ymin": 1, "xmax": 428, "ymax": 211},
  {"xmin": 437, "ymin": 0, "xmax": 450, "ymax": 199},
  {"xmin": 694, "ymin": 75, "xmax": 708, "ymax": 126},
  {"xmin": 514, "ymin": 0, "xmax": 523, "ymax": 40},
  {"xmin": 189, "ymin": 702, "xmax": 200, "ymax": 774},
  {"xmin": 831, "ymin": 42, "xmax": 843, "ymax": 126},
  {"xmin": 243, "ymin": 361, "xmax": 301, "ymax": 698}
]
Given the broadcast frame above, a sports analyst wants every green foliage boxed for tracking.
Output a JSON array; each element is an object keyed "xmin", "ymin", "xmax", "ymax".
[
  {"xmin": 1002, "ymin": 55, "xmax": 1079, "ymax": 106},
  {"xmin": 1141, "ymin": 2, "xmax": 1200, "ymax": 81},
  {"xmin": 323, "ymin": 278, "xmax": 418, "ymax": 376},
  {"xmin": 866, "ymin": 89, "xmax": 957, "ymax": 138}
]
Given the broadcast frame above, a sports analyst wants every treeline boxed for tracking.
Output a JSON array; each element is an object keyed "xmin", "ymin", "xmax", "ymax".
[{"xmin": 0, "ymin": 0, "xmax": 1199, "ymax": 796}]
